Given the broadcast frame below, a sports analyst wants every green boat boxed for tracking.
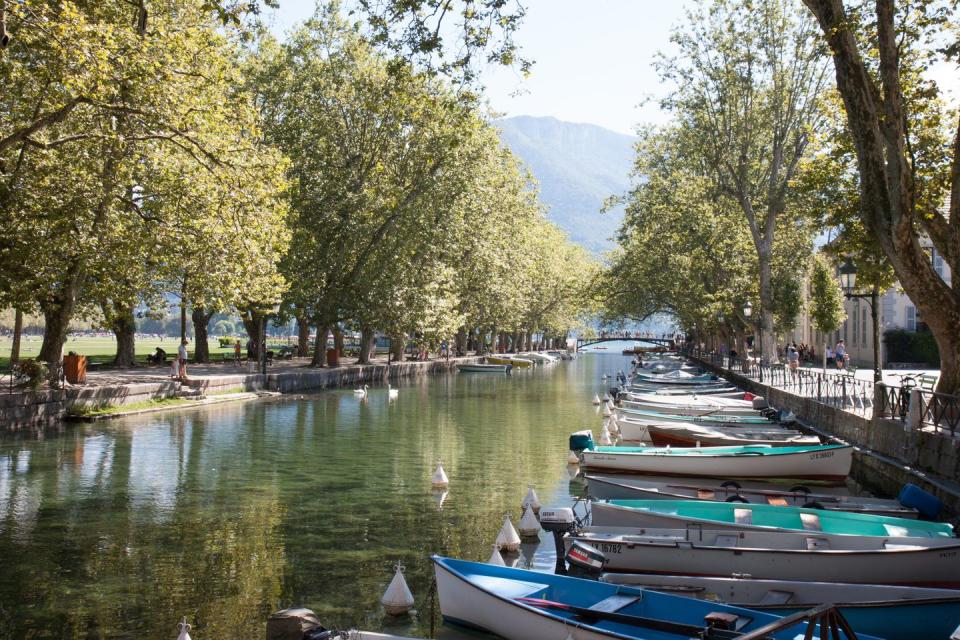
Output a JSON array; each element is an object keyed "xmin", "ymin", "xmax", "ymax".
[{"xmin": 591, "ymin": 499, "xmax": 956, "ymax": 538}]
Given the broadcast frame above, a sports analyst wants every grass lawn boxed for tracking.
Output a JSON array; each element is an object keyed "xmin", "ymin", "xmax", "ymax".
[
  {"xmin": 67, "ymin": 396, "xmax": 195, "ymax": 418},
  {"xmin": 0, "ymin": 336, "xmax": 235, "ymax": 369}
]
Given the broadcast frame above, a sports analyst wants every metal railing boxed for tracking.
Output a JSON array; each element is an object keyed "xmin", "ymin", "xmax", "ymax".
[{"xmin": 686, "ymin": 349, "xmax": 875, "ymax": 417}]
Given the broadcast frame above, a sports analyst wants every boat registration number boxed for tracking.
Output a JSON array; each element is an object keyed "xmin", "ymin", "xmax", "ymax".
[
  {"xmin": 809, "ymin": 451, "xmax": 834, "ymax": 460},
  {"xmin": 595, "ymin": 543, "xmax": 622, "ymax": 554}
]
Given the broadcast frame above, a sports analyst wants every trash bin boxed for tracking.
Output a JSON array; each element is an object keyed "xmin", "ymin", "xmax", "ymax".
[
  {"xmin": 247, "ymin": 361, "xmax": 257, "ymax": 374},
  {"xmin": 64, "ymin": 354, "xmax": 87, "ymax": 384},
  {"xmin": 326, "ymin": 348, "xmax": 339, "ymax": 367}
]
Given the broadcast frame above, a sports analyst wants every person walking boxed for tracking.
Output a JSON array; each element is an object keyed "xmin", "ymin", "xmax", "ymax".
[
  {"xmin": 178, "ymin": 339, "xmax": 189, "ymax": 380},
  {"xmin": 834, "ymin": 339, "xmax": 846, "ymax": 370},
  {"xmin": 787, "ymin": 345, "xmax": 800, "ymax": 374},
  {"xmin": 234, "ymin": 339, "xmax": 242, "ymax": 365}
]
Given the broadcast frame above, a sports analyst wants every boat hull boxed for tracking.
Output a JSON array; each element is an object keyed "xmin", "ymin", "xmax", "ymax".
[
  {"xmin": 580, "ymin": 445, "xmax": 853, "ymax": 482},
  {"xmin": 599, "ymin": 574, "xmax": 960, "ymax": 640},
  {"xmin": 584, "ymin": 474, "xmax": 915, "ymax": 517},
  {"xmin": 458, "ymin": 363, "xmax": 511, "ymax": 373},
  {"xmin": 569, "ymin": 528, "xmax": 960, "ymax": 587}
]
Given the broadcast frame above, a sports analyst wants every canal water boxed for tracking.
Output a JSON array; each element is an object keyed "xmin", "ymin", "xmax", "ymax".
[{"xmin": 0, "ymin": 350, "xmax": 636, "ymax": 639}]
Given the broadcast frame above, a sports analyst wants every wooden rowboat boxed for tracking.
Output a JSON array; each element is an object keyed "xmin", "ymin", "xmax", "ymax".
[
  {"xmin": 584, "ymin": 474, "xmax": 917, "ymax": 518},
  {"xmin": 568, "ymin": 526, "xmax": 960, "ymax": 586},
  {"xmin": 458, "ymin": 363, "xmax": 512, "ymax": 373},
  {"xmin": 589, "ymin": 499, "xmax": 953, "ymax": 538},
  {"xmin": 599, "ymin": 573, "xmax": 960, "ymax": 640},
  {"xmin": 616, "ymin": 420, "xmax": 821, "ymax": 448},
  {"xmin": 580, "ymin": 444, "xmax": 853, "ymax": 482},
  {"xmin": 431, "ymin": 555, "xmax": 876, "ymax": 640}
]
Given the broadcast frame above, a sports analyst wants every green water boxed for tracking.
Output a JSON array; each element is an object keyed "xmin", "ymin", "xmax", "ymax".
[{"xmin": 0, "ymin": 354, "xmax": 631, "ymax": 639}]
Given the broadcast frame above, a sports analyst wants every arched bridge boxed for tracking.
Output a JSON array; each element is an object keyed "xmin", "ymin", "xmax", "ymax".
[{"xmin": 576, "ymin": 337, "xmax": 676, "ymax": 351}]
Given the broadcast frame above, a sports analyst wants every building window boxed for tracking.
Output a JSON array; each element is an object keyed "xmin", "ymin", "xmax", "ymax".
[
  {"xmin": 933, "ymin": 249, "xmax": 945, "ymax": 279},
  {"xmin": 906, "ymin": 306, "xmax": 917, "ymax": 331},
  {"xmin": 862, "ymin": 307, "xmax": 868, "ymax": 346},
  {"xmin": 852, "ymin": 300, "xmax": 859, "ymax": 345}
]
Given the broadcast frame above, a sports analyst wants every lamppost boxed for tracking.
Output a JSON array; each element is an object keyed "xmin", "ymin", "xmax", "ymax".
[
  {"xmin": 838, "ymin": 258, "xmax": 882, "ymax": 383},
  {"xmin": 261, "ymin": 302, "xmax": 281, "ymax": 376}
]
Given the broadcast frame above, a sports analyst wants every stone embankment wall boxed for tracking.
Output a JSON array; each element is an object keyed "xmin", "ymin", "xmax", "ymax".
[
  {"xmin": 693, "ymin": 357, "xmax": 960, "ymax": 514},
  {"xmin": 1, "ymin": 357, "xmax": 479, "ymax": 431}
]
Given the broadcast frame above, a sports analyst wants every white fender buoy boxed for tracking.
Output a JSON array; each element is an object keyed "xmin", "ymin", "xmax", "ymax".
[
  {"xmin": 601, "ymin": 374, "xmax": 609, "ymax": 380},
  {"xmin": 177, "ymin": 617, "xmax": 192, "ymax": 640},
  {"xmin": 488, "ymin": 543, "xmax": 505, "ymax": 566},
  {"xmin": 599, "ymin": 427, "xmax": 613, "ymax": 446},
  {"xmin": 381, "ymin": 562, "xmax": 415, "ymax": 615},
  {"xmin": 567, "ymin": 450, "xmax": 580, "ymax": 465},
  {"xmin": 602, "ymin": 392, "xmax": 610, "ymax": 401},
  {"xmin": 606, "ymin": 419, "xmax": 619, "ymax": 436},
  {"xmin": 518, "ymin": 505, "xmax": 541, "ymax": 538},
  {"xmin": 431, "ymin": 460, "xmax": 449, "ymax": 487},
  {"xmin": 592, "ymin": 394, "xmax": 601, "ymax": 405},
  {"xmin": 521, "ymin": 484, "xmax": 541, "ymax": 514},
  {"xmin": 495, "ymin": 513, "xmax": 521, "ymax": 552},
  {"xmin": 602, "ymin": 405, "xmax": 612, "ymax": 418}
]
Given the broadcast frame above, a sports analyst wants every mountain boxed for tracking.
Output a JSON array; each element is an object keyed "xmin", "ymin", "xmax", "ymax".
[{"xmin": 496, "ymin": 115, "xmax": 635, "ymax": 254}]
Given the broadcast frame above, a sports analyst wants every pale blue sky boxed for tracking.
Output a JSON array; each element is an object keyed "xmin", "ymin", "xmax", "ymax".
[{"xmin": 265, "ymin": 1, "xmax": 692, "ymax": 135}]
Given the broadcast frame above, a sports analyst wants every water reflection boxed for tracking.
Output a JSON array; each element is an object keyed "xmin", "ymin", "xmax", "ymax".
[{"xmin": 0, "ymin": 355, "xmax": 626, "ymax": 638}]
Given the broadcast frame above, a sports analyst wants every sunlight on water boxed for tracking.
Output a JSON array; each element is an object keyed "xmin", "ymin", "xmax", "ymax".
[{"xmin": 0, "ymin": 354, "xmax": 631, "ymax": 639}]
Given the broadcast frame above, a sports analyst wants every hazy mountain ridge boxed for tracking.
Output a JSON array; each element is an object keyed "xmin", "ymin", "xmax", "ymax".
[{"xmin": 496, "ymin": 115, "xmax": 635, "ymax": 254}]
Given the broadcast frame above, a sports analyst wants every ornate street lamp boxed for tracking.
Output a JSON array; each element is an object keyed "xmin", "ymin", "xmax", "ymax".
[
  {"xmin": 837, "ymin": 258, "xmax": 881, "ymax": 383},
  {"xmin": 742, "ymin": 301, "xmax": 753, "ymax": 318}
]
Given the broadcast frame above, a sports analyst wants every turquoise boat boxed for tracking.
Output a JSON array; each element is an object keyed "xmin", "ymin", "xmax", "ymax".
[{"xmin": 593, "ymin": 499, "xmax": 956, "ymax": 538}]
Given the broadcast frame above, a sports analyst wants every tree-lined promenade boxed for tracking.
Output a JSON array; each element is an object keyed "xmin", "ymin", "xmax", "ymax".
[
  {"xmin": 0, "ymin": 0, "xmax": 596, "ymax": 385},
  {"xmin": 599, "ymin": 0, "xmax": 960, "ymax": 395}
]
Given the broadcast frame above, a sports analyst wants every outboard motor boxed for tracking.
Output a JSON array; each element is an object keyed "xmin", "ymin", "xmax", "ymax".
[
  {"xmin": 540, "ymin": 507, "xmax": 580, "ymax": 574},
  {"xmin": 569, "ymin": 430, "xmax": 595, "ymax": 453},
  {"xmin": 607, "ymin": 386, "xmax": 621, "ymax": 401},
  {"xmin": 750, "ymin": 395, "xmax": 769, "ymax": 410},
  {"xmin": 565, "ymin": 540, "xmax": 608, "ymax": 577}
]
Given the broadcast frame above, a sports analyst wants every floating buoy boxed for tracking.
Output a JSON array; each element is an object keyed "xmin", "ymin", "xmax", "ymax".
[
  {"xmin": 381, "ymin": 562, "xmax": 415, "ymax": 615},
  {"xmin": 431, "ymin": 460, "xmax": 449, "ymax": 487},
  {"xmin": 601, "ymin": 374, "xmax": 609, "ymax": 380},
  {"xmin": 521, "ymin": 484, "xmax": 541, "ymax": 514},
  {"xmin": 488, "ymin": 543, "xmax": 505, "ymax": 566},
  {"xmin": 592, "ymin": 394, "xmax": 601, "ymax": 405},
  {"xmin": 599, "ymin": 427, "xmax": 613, "ymax": 446},
  {"xmin": 606, "ymin": 419, "xmax": 619, "ymax": 436},
  {"xmin": 567, "ymin": 450, "xmax": 580, "ymax": 465},
  {"xmin": 518, "ymin": 505, "xmax": 541, "ymax": 538},
  {"xmin": 177, "ymin": 617, "xmax": 192, "ymax": 640},
  {"xmin": 602, "ymin": 405, "xmax": 612, "ymax": 418},
  {"xmin": 602, "ymin": 392, "xmax": 611, "ymax": 402},
  {"xmin": 496, "ymin": 513, "xmax": 521, "ymax": 552}
]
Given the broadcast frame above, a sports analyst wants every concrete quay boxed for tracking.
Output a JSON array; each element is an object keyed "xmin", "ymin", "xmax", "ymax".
[{"xmin": 1, "ymin": 355, "xmax": 480, "ymax": 431}]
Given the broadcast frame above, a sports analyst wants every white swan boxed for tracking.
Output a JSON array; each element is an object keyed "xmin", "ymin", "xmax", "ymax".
[
  {"xmin": 353, "ymin": 384, "xmax": 369, "ymax": 397},
  {"xmin": 387, "ymin": 382, "xmax": 399, "ymax": 399}
]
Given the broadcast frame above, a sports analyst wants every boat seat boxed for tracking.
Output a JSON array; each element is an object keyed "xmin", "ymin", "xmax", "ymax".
[
  {"xmin": 471, "ymin": 575, "xmax": 549, "ymax": 600},
  {"xmin": 800, "ymin": 513, "xmax": 822, "ymax": 531},
  {"xmin": 757, "ymin": 590, "xmax": 794, "ymax": 605},
  {"xmin": 765, "ymin": 497, "xmax": 788, "ymax": 506},
  {"xmin": 588, "ymin": 594, "xmax": 642, "ymax": 613},
  {"xmin": 697, "ymin": 489, "xmax": 716, "ymax": 500}
]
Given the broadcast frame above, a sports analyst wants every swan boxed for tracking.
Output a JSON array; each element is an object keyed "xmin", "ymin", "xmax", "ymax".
[
  {"xmin": 387, "ymin": 382, "xmax": 399, "ymax": 399},
  {"xmin": 353, "ymin": 384, "xmax": 369, "ymax": 397}
]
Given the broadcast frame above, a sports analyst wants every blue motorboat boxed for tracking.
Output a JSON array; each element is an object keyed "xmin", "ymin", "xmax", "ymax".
[{"xmin": 432, "ymin": 555, "xmax": 883, "ymax": 639}]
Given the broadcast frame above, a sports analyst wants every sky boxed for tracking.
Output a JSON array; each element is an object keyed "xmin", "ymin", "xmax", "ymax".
[
  {"xmin": 265, "ymin": 1, "xmax": 692, "ymax": 135},
  {"xmin": 265, "ymin": 1, "xmax": 958, "ymax": 136}
]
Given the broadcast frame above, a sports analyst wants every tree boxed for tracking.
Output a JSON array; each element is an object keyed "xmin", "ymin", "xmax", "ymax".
[
  {"xmin": 809, "ymin": 253, "xmax": 847, "ymax": 371},
  {"xmin": 659, "ymin": 0, "xmax": 831, "ymax": 363},
  {"xmin": 803, "ymin": 0, "xmax": 960, "ymax": 393}
]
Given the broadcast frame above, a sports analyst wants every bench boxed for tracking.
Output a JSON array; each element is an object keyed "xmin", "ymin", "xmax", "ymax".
[{"xmin": 919, "ymin": 374, "xmax": 938, "ymax": 391}]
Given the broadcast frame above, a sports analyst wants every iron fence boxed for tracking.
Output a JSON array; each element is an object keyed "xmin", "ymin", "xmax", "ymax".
[
  {"xmin": 918, "ymin": 390, "xmax": 960, "ymax": 435},
  {"xmin": 686, "ymin": 348, "xmax": 875, "ymax": 417}
]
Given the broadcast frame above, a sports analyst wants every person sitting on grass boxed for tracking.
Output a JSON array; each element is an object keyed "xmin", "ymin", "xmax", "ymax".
[{"xmin": 148, "ymin": 347, "xmax": 167, "ymax": 364}]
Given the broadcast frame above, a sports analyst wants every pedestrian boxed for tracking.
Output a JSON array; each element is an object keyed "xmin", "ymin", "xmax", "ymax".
[
  {"xmin": 787, "ymin": 346, "xmax": 799, "ymax": 374},
  {"xmin": 234, "ymin": 339, "xmax": 242, "ymax": 364},
  {"xmin": 834, "ymin": 339, "xmax": 846, "ymax": 370},
  {"xmin": 826, "ymin": 346, "xmax": 834, "ymax": 367},
  {"xmin": 178, "ymin": 338, "xmax": 189, "ymax": 380}
]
